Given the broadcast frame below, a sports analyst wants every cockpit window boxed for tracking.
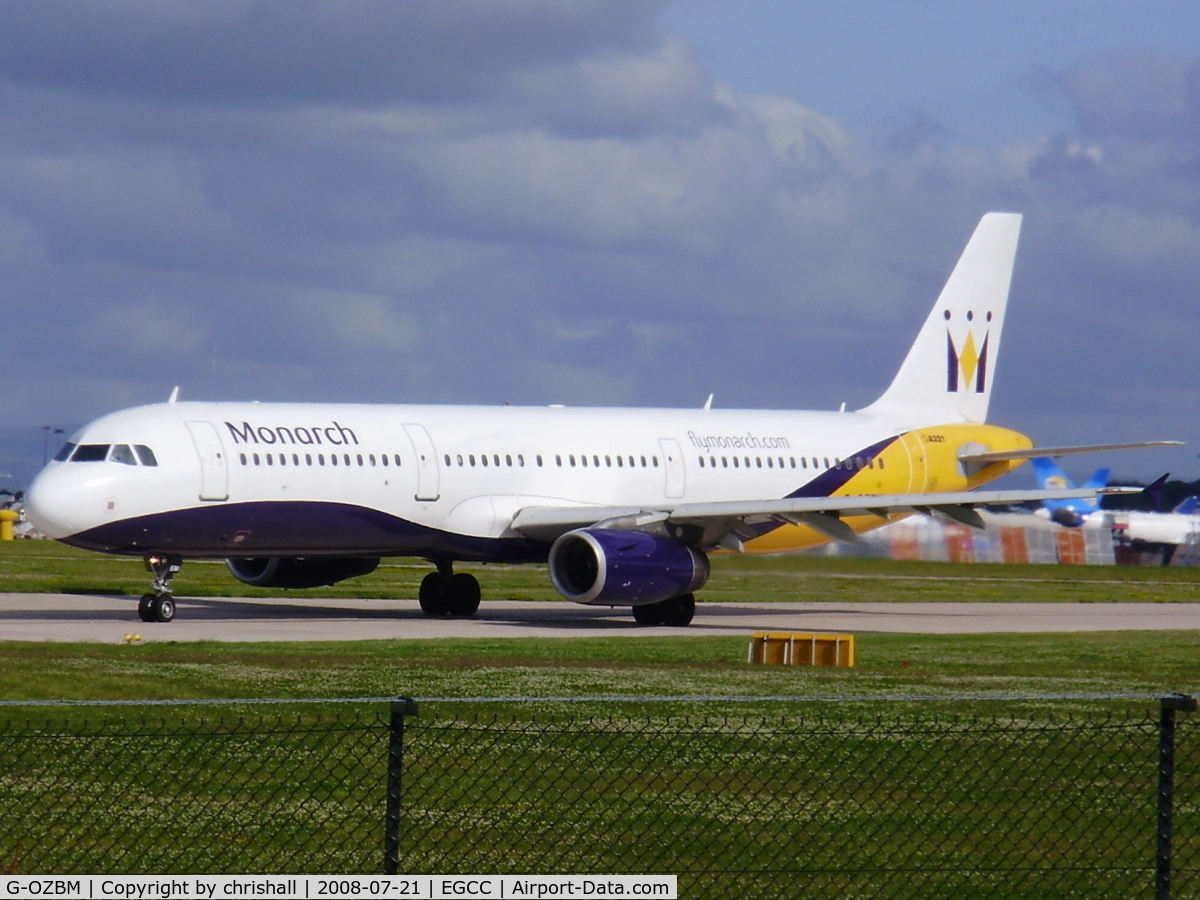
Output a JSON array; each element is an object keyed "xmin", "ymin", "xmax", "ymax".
[
  {"xmin": 53, "ymin": 443, "xmax": 76, "ymax": 462},
  {"xmin": 109, "ymin": 445, "xmax": 137, "ymax": 466},
  {"xmin": 134, "ymin": 445, "xmax": 158, "ymax": 467},
  {"xmin": 70, "ymin": 444, "xmax": 111, "ymax": 462}
]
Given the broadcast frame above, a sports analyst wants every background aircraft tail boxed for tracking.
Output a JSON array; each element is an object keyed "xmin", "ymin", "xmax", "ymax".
[
  {"xmin": 1173, "ymin": 495, "xmax": 1198, "ymax": 515},
  {"xmin": 861, "ymin": 212, "xmax": 1022, "ymax": 426},
  {"xmin": 1032, "ymin": 457, "xmax": 1109, "ymax": 526}
]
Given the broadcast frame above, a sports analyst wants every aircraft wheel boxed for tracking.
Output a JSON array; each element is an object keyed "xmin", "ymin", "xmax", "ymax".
[
  {"xmin": 151, "ymin": 594, "xmax": 176, "ymax": 623},
  {"xmin": 659, "ymin": 593, "xmax": 695, "ymax": 627},
  {"xmin": 632, "ymin": 602, "xmax": 664, "ymax": 626},
  {"xmin": 137, "ymin": 594, "xmax": 157, "ymax": 623},
  {"xmin": 418, "ymin": 572, "xmax": 450, "ymax": 616},
  {"xmin": 446, "ymin": 573, "xmax": 481, "ymax": 617}
]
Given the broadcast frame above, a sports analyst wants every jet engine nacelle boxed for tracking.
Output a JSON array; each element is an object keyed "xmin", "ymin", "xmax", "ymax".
[
  {"xmin": 226, "ymin": 556, "xmax": 380, "ymax": 589},
  {"xmin": 548, "ymin": 529, "xmax": 709, "ymax": 606},
  {"xmin": 1050, "ymin": 507, "xmax": 1086, "ymax": 528}
]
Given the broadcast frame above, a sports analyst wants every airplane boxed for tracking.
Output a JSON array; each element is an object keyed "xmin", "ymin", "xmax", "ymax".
[
  {"xmin": 1032, "ymin": 457, "xmax": 1110, "ymax": 527},
  {"xmin": 1032, "ymin": 457, "xmax": 1199, "ymax": 558},
  {"xmin": 25, "ymin": 213, "xmax": 1174, "ymax": 626},
  {"xmin": 1110, "ymin": 495, "xmax": 1200, "ymax": 562}
]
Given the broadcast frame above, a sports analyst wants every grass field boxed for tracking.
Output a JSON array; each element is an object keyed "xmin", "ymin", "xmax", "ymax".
[
  {"xmin": 1, "ymin": 539, "xmax": 1198, "ymax": 711},
  {"xmin": 2, "ymin": 541, "xmax": 1198, "ymax": 889},
  {"xmin": 4, "ymin": 537, "xmax": 1200, "ymax": 601}
]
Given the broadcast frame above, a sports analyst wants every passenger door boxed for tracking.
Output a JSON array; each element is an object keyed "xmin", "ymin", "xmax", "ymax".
[
  {"xmin": 403, "ymin": 423, "xmax": 440, "ymax": 501},
  {"xmin": 185, "ymin": 421, "xmax": 229, "ymax": 502},
  {"xmin": 659, "ymin": 437, "xmax": 685, "ymax": 499}
]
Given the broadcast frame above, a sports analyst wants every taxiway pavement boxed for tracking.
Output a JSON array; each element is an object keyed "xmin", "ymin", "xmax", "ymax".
[{"xmin": 2, "ymin": 593, "xmax": 1200, "ymax": 642}]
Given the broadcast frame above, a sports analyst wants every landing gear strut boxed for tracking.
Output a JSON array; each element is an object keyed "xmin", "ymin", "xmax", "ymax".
[
  {"xmin": 139, "ymin": 554, "xmax": 182, "ymax": 623},
  {"xmin": 632, "ymin": 593, "xmax": 696, "ymax": 627},
  {"xmin": 418, "ymin": 561, "xmax": 481, "ymax": 617}
]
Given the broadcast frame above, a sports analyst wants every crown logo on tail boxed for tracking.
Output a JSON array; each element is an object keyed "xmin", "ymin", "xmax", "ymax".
[{"xmin": 946, "ymin": 329, "xmax": 989, "ymax": 393}]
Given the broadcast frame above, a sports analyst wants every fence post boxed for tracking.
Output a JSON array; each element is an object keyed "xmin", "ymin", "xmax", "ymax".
[
  {"xmin": 1157, "ymin": 693, "xmax": 1196, "ymax": 900},
  {"xmin": 385, "ymin": 696, "xmax": 419, "ymax": 875}
]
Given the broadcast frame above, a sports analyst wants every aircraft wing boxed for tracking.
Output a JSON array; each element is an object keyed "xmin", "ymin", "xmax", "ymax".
[{"xmin": 510, "ymin": 486, "xmax": 1141, "ymax": 550}]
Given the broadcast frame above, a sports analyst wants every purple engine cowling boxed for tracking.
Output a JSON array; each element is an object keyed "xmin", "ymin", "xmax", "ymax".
[
  {"xmin": 226, "ymin": 556, "xmax": 380, "ymax": 589},
  {"xmin": 548, "ymin": 529, "xmax": 710, "ymax": 606}
]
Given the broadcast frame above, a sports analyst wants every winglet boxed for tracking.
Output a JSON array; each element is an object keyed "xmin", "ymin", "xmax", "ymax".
[{"xmin": 168, "ymin": 386, "xmax": 180, "ymax": 405}]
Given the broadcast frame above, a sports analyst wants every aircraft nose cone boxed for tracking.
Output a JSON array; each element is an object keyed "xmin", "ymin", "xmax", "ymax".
[{"xmin": 25, "ymin": 466, "xmax": 91, "ymax": 540}]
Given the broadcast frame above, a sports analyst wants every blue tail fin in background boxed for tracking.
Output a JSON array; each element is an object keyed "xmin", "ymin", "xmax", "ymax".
[{"xmin": 1032, "ymin": 457, "xmax": 1108, "ymax": 527}]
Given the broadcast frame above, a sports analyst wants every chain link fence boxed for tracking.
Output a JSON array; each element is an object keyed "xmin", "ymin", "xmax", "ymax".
[{"xmin": 1, "ymin": 696, "xmax": 1195, "ymax": 898}]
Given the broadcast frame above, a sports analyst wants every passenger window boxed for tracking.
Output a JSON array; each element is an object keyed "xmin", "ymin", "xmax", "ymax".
[
  {"xmin": 240, "ymin": 453, "xmax": 247, "ymax": 466},
  {"xmin": 54, "ymin": 443, "xmax": 76, "ymax": 462},
  {"xmin": 394, "ymin": 454, "xmax": 402, "ymax": 466},
  {"xmin": 537, "ymin": 455, "xmax": 543, "ymax": 467},
  {"xmin": 445, "ymin": 454, "xmax": 451, "ymax": 467},
  {"xmin": 506, "ymin": 454, "xmax": 512, "ymax": 467},
  {"xmin": 518, "ymin": 454, "xmax": 525, "ymax": 467},
  {"xmin": 331, "ymin": 455, "xmax": 338, "ymax": 467},
  {"xmin": 306, "ymin": 454, "xmax": 313, "ymax": 466},
  {"xmin": 569, "ymin": 455, "xmax": 576, "ymax": 467},
  {"xmin": 319, "ymin": 454, "xmax": 326, "ymax": 466},
  {"xmin": 109, "ymin": 445, "xmax": 137, "ymax": 466},
  {"xmin": 581, "ymin": 455, "xmax": 588, "ymax": 467},
  {"xmin": 293, "ymin": 454, "xmax": 299, "ymax": 466},
  {"xmin": 134, "ymin": 445, "xmax": 158, "ymax": 466},
  {"xmin": 71, "ymin": 444, "xmax": 110, "ymax": 462},
  {"xmin": 344, "ymin": 454, "xmax": 351, "ymax": 466},
  {"xmin": 253, "ymin": 453, "xmax": 261, "ymax": 466},
  {"xmin": 481, "ymin": 454, "xmax": 489, "ymax": 467},
  {"xmin": 470, "ymin": 455, "xmax": 476, "ymax": 467},
  {"xmin": 494, "ymin": 454, "xmax": 500, "ymax": 467},
  {"xmin": 698, "ymin": 457, "xmax": 705, "ymax": 468}
]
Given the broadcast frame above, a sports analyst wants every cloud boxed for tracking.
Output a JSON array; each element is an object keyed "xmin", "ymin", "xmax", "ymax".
[{"xmin": 0, "ymin": 5, "xmax": 1197, "ymax": 476}]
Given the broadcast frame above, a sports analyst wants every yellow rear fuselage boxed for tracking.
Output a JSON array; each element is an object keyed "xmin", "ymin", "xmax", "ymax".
[{"xmin": 745, "ymin": 422, "xmax": 1033, "ymax": 553}]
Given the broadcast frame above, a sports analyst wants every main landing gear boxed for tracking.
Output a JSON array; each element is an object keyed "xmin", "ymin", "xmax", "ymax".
[
  {"xmin": 418, "ymin": 562, "xmax": 481, "ymax": 617},
  {"xmin": 138, "ymin": 554, "xmax": 182, "ymax": 623},
  {"xmin": 632, "ymin": 593, "xmax": 696, "ymax": 627}
]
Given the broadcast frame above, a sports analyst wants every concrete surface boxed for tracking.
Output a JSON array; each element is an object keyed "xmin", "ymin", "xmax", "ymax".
[{"xmin": 2, "ymin": 593, "xmax": 1200, "ymax": 642}]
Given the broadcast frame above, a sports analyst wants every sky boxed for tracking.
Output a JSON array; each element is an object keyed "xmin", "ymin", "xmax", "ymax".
[{"xmin": 2, "ymin": 0, "xmax": 1198, "ymax": 483}]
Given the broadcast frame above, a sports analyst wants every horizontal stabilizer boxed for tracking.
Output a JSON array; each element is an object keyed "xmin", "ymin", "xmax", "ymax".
[{"xmin": 960, "ymin": 441, "xmax": 1183, "ymax": 463}]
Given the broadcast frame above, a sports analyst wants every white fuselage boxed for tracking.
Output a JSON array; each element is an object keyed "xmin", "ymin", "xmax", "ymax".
[{"xmin": 29, "ymin": 400, "xmax": 922, "ymax": 560}]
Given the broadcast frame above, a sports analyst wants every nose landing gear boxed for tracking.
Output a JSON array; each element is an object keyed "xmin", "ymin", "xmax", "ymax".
[{"xmin": 138, "ymin": 554, "xmax": 182, "ymax": 623}]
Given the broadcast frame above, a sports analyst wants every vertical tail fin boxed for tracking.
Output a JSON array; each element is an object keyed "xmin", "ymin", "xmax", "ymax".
[
  {"xmin": 861, "ymin": 212, "xmax": 1022, "ymax": 425},
  {"xmin": 1033, "ymin": 457, "xmax": 1105, "ymax": 524}
]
